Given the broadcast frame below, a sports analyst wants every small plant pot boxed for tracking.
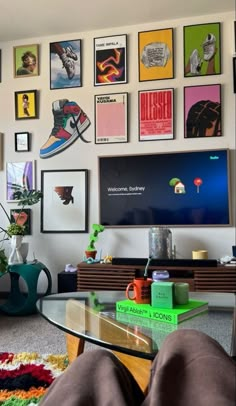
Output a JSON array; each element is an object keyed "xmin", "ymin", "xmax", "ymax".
[{"xmin": 85, "ymin": 250, "xmax": 97, "ymax": 259}]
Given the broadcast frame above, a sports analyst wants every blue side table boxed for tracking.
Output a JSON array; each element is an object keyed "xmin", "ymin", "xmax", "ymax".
[{"xmin": 0, "ymin": 261, "xmax": 52, "ymax": 316}]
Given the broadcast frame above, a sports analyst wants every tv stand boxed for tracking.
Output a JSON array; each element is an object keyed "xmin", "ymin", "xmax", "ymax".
[{"xmin": 77, "ymin": 262, "xmax": 236, "ymax": 293}]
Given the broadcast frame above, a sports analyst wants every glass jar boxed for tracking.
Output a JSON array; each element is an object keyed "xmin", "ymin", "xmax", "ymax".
[{"xmin": 149, "ymin": 227, "xmax": 172, "ymax": 259}]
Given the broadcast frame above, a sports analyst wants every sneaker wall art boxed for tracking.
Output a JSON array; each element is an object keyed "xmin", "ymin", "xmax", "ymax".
[
  {"xmin": 40, "ymin": 99, "xmax": 91, "ymax": 159},
  {"xmin": 184, "ymin": 22, "xmax": 221, "ymax": 77},
  {"xmin": 50, "ymin": 40, "xmax": 82, "ymax": 89}
]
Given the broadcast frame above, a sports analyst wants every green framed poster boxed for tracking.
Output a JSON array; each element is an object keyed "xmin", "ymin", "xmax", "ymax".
[{"xmin": 184, "ymin": 22, "xmax": 221, "ymax": 77}]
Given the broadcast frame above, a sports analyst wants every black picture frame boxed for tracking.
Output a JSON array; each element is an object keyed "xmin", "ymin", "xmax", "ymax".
[
  {"xmin": 41, "ymin": 169, "xmax": 88, "ymax": 233},
  {"xmin": 94, "ymin": 34, "xmax": 127, "ymax": 86},
  {"xmin": 0, "ymin": 49, "xmax": 1, "ymax": 82},
  {"xmin": 15, "ymin": 89, "xmax": 38, "ymax": 120},
  {"xmin": 233, "ymin": 57, "xmax": 236, "ymax": 94},
  {"xmin": 15, "ymin": 132, "xmax": 30, "ymax": 152},
  {"xmin": 10, "ymin": 208, "xmax": 31, "ymax": 235}
]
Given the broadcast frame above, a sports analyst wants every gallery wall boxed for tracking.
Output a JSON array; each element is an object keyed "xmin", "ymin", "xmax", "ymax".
[{"xmin": 0, "ymin": 10, "xmax": 235, "ymax": 292}]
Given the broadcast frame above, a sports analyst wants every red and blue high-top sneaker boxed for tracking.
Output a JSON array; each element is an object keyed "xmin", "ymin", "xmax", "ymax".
[{"xmin": 40, "ymin": 99, "xmax": 91, "ymax": 158}]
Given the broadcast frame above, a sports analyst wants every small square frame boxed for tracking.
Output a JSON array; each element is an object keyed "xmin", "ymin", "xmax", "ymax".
[
  {"xmin": 15, "ymin": 132, "xmax": 30, "ymax": 152},
  {"xmin": 95, "ymin": 92, "xmax": 128, "ymax": 144},
  {"xmin": 94, "ymin": 34, "xmax": 127, "ymax": 86},
  {"xmin": 41, "ymin": 169, "xmax": 88, "ymax": 233},
  {"xmin": 13, "ymin": 44, "xmax": 39, "ymax": 78},
  {"xmin": 15, "ymin": 89, "xmax": 38, "ymax": 120}
]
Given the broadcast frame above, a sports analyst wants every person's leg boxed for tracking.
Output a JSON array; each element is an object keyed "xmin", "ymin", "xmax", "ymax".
[
  {"xmin": 143, "ymin": 329, "xmax": 236, "ymax": 406},
  {"xmin": 39, "ymin": 349, "xmax": 144, "ymax": 406}
]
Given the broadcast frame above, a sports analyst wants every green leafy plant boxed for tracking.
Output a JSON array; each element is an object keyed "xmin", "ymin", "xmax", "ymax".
[
  {"xmin": 86, "ymin": 224, "xmax": 105, "ymax": 252},
  {"xmin": 0, "ymin": 249, "xmax": 8, "ymax": 274}
]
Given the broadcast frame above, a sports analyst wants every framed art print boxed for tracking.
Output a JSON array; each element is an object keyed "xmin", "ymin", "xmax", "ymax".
[
  {"xmin": 10, "ymin": 209, "xmax": 31, "ymax": 235},
  {"xmin": 184, "ymin": 84, "xmax": 221, "ymax": 138},
  {"xmin": 50, "ymin": 39, "xmax": 82, "ymax": 89},
  {"xmin": 15, "ymin": 132, "xmax": 30, "ymax": 152},
  {"xmin": 94, "ymin": 34, "xmax": 127, "ymax": 86},
  {"xmin": 15, "ymin": 90, "xmax": 38, "ymax": 120},
  {"xmin": 139, "ymin": 88, "xmax": 174, "ymax": 141},
  {"xmin": 41, "ymin": 169, "xmax": 88, "ymax": 233},
  {"xmin": 13, "ymin": 44, "xmax": 39, "ymax": 78},
  {"xmin": 95, "ymin": 92, "xmax": 128, "ymax": 144},
  {"xmin": 138, "ymin": 28, "xmax": 174, "ymax": 82},
  {"xmin": 6, "ymin": 161, "xmax": 35, "ymax": 201},
  {"xmin": 233, "ymin": 57, "xmax": 236, "ymax": 94},
  {"xmin": 184, "ymin": 23, "xmax": 221, "ymax": 77}
]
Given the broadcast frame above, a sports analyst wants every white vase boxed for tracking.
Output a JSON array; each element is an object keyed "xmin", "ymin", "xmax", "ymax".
[{"xmin": 8, "ymin": 235, "xmax": 24, "ymax": 265}]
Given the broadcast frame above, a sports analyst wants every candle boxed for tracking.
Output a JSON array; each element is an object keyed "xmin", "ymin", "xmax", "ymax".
[{"xmin": 174, "ymin": 283, "xmax": 189, "ymax": 305}]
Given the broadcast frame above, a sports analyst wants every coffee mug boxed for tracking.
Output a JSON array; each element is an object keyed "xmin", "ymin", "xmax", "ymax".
[{"xmin": 126, "ymin": 278, "xmax": 152, "ymax": 304}]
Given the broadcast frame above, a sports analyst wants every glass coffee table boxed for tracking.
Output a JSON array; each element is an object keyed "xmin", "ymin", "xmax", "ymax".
[{"xmin": 37, "ymin": 291, "xmax": 235, "ymax": 393}]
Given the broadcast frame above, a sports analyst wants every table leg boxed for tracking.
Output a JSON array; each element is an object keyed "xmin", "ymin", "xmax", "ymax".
[{"xmin": 66, "ymin": 333, "xmax": 85, "ymax": 364}]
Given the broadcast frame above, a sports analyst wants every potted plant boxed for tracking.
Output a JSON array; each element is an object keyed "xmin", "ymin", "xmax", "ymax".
[
  {"xmin": 85, "ymin": 224, "xmax": 105, "ymax": 259},
  {"xmin": 0, "ymin": 189, "xmax": 43, "ymax": 267}
]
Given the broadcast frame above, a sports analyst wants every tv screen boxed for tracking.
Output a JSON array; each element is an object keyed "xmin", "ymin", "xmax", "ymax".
[{"xmin": 98, "ymin": 149, "xmax": 231, "ymax": 227}]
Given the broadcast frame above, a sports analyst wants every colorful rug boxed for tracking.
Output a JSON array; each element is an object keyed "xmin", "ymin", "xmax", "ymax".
[{"xmin": 0, "ymin": 352, "xmax": 68, "ymax": 405}]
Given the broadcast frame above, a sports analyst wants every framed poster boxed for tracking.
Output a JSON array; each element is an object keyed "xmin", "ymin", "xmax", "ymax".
[
  {"xmin": 184, "ymin": 22, "xmax": 221, "ymax": 77},
  {"xmin": 95, "ymin": 92, "xmax": 128, "ymax": 144},
  {"xmin": 15, "ymin": 132, "xmax": 30, "ymax": 152},
  {"xmin": 10, "ymin": 209, "xmax": 31, "ymax": 235},
  {"xmin": 138, "ymin": 28, "xmax": 174, "ymax": 82},
  {"xmin": 15, "ymin": 90, "xmax": 38, "ymax": 120},
  {"xmin": 13, "ymin": 44, "xmax": 39, "ymax": 78},
  {"xmin": 6, "ymin": 161, "xmax": 35, "ymax": 201},
  {"xmin": 233, "ymin": 57, "xmax": 236, "ymax": 94},
  {"xmin": 94, "ymin": 34, "xmax": 127, "ymax": 86},
  {"xmin": 41, "ymin": 169, "xmax": 88, "ymax": 233},
  {"xmin": 50, "ymin": 39, "xmax": 82, "ymax": 89},
  {"xmin": 184, "ymin": 84, "xmax": 221, "ymax": 138},
  {"xmin": 139, "ymin": 88, "xmax": 174, "ymax": 141}
]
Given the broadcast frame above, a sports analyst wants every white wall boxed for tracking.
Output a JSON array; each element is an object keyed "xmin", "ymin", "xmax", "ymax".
[{"xmin": 0, "ymin": 11, "xmax": 235, "ymax": 292}]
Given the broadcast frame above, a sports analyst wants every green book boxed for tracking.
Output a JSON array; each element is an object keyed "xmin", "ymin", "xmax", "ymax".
[{"xmin": 116, "ymin": 299, "xmax": 208, "ymax": 325}]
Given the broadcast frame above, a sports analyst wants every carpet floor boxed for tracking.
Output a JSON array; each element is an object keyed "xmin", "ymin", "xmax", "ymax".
[{"xmin": 0, "ymin": 351, "xmax": 68, "ymax": 405}]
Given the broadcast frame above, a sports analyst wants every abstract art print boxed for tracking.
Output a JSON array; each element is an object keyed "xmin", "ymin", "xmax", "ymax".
[
  {"xmin": 139, "ymin": 88, "xmax": 174, "ymax": 141},
  {"xmin": 41, "ymin": 169, "xmax": 88, "ymax": 233},
  {"xmin": 184, "ymin": 22, "xmax": 221, "ymax": 77},
  {"xmin": 184, "ymin": 84, "xmax": 221, "ymax": 138},
  {"xmin": 138, "ymin": 28, "xmax": 174, "ymax": 81},
  {"xmin": 50, "ymin": 39, "xmax": 82, "ymax": 89},
  {"xmin": 6, "ymin": 161, "xmax": 34, "ymax": 201},
  {"xmin": 95, "ymin": 92, "xmax": 128, "ymax": 144},
  {"xmin": 94, "ymin": 34, "xmax": 127, "ymax": 86}
]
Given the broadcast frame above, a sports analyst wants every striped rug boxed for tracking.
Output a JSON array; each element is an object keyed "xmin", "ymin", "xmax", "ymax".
[{"xmin": 0, "ymin": 352, "xmax": 68, "ymax": 405}]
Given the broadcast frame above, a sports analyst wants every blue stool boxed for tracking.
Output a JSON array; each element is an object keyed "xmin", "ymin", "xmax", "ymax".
[{"xmin": 0, "ymin": 261, "xmax": 52, "ymax": 316}]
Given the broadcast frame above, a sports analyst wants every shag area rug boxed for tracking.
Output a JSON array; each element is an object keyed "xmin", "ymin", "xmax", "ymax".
[{"xmin": 0, "ymin": 352, "xmax": 68, "ymax": 405}]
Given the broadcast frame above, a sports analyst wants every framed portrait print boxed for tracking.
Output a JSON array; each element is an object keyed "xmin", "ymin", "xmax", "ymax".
[
  {"xmin": 50, "ymin": 39, "xmax": 82, "ymax": 89},
  {"xmin": 95, "ymin": 92, "xmax": 128, "ymax": 144},
  {"xmin": 184, "ymin": 84, "xmax": 221, "ymax": 138},
  {"xmin": 6, "ymin": 161, "xmax": 35, "ymax": 201},
  {"xmin": 15, "ymin": 132, "xmax": 30, "ymax": 152},
  {"xmin": 138, "ymin": 28, "xmax": 174, "ymax": 82},
  {"xmin": 94, "ymin": 34, "xmax": 127, "ymax": 86},
  {"xmin": 15, "ymin": 89, "xmax": 38, "ymax": 120},
  {"xmin": 10, "ymin": 209, "xmax": 31, "ymax": 235},
  {"xmin": 139, "ymin": 88, "xmax": 174, "ymax": 141},
  {"xmin": 41, "ymin": 169, "xmax": 88, "ymax": 233},
  {"xmin": 13, "ymin": 44, "xmax": 39, "ymax": 78},
  {"xmin": 184, "ymin": 23, "xmax": 221, "ymax": 77}
]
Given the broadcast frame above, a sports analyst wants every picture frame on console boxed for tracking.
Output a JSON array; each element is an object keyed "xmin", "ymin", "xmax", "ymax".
[
  {"xmin": 184, "ymin": 84, "xmax": 221, "ymax": 138},
  {"xmin": 95, "ymin": 92, "xmax": 128, "ymax": 144},
  {"xmin": 41, "ymin": 169, "xmax": 88, "ymax": 233},
  {"xmin": 138, "ymin": 88, "xmax": 174, "ymax": 141}
]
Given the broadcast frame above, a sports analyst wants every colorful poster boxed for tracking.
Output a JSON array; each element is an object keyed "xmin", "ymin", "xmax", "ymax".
[
  {"xmin": 95, "ymin": 93, "xmax": 128, "ymax": 144},
  {"xmin": 139, "ymin": 89, "xmax": 174, "ymax": 141},
  {"xmin": 184, "ymin": 84, "xmax": 221, "ymax": 138},
  {"xmin": 94, "ymin": 34, "xmax": 127, "ymax": 85}
]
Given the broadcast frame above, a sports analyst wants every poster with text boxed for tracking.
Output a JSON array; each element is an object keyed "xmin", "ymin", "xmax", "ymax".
[
  {"xmin": 95, "ymin": 92, "xmax": 128, "ymax": 144},
  {"xmin": 139, "ymin": 88, "xmax": 174, "ymax": 141},
  {"xmin": 94, "ymin": 34, "xmax": 127, "ymax": 86}
]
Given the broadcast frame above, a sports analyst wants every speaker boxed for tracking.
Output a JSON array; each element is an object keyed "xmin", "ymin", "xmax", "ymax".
[
  {"xmin": 112, "ymin": 258, "xmax": 218, "ymax": 267},
  {"xmin": 232, "ymin": 246, "xmax": 236, "ymax": 258}
]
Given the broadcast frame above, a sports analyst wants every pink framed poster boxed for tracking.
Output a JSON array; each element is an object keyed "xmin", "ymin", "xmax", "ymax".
[
  {"xmin": 95, "ymin": 92, "xmax": 128, "ymax": 144},
  {"xmin": 184, "ymin": 84, "xmax": 221, "ymax": 138},
  {"xmin": 138, "ymin": 88, "xmax": 174, "ymax": 141}
]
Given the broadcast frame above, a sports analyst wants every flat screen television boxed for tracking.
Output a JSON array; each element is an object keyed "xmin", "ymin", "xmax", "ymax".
[{"xmin": 98, "ymin": 149, "xmax": 232, "ymax": 227}]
